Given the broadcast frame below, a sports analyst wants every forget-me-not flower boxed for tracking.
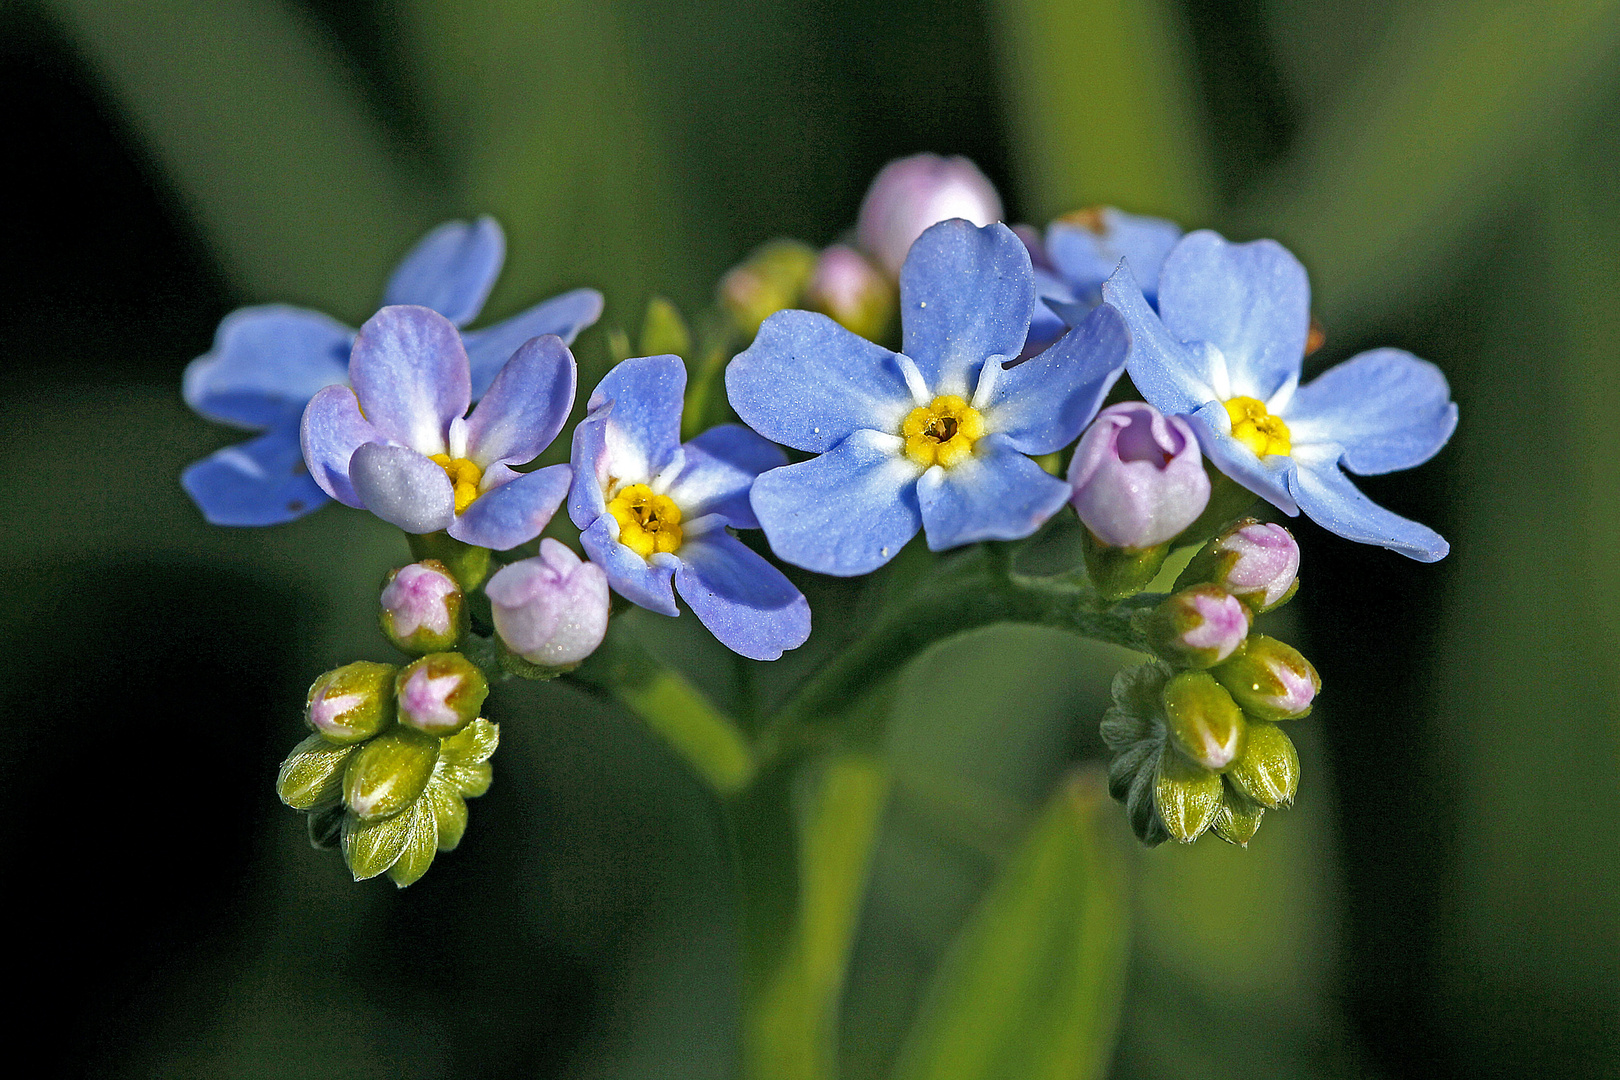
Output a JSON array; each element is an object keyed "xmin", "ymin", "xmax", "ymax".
[
  {"xmin": 728, "ymin": 219, "xmax": 1130, "ymax": 576},
  {"xmin": 1101, "ymin": 229, "xmax": 1458, "ymax": 561},
  {"xmin": 182, "ymin": 217, "xmax": 602, "ymax": 526},
  {"xmin": 301, "ymin": 305, "xmax": 575, "ymax": 551},
  {"xmin": 1025, "ymin": 207, "xmax": 1183, "ymax": 355},
  {"xmin": 568, "ymin": 355, "xmax": 810, "ymax": 661}
]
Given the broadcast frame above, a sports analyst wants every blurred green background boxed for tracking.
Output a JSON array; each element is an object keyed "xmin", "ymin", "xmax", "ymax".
[{"xmin": 3, "ymin": 0, "xmax": 1618, "ymax": 1077}]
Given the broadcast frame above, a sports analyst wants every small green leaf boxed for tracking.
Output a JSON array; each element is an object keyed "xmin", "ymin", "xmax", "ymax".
[
  {"xmin": 276, "ymin": 735, "xmax": 356, "ymax": 811},
  {"xmin": 387, "ymin": 801, "xmax": 441, "ymax": 888},
  {"xmin": 426, "ymin": 782, "xmax": 469, "ymax": 852},
  {"xmin": 440, "ymin": 718, "xmax": 499, "ymax": 767},
  {"xmin": 639, "ymin": 296, "xmax": 693, "ymax": 358},
  {"xmin": 889, "ymin": 771, "xmax": 1130, "ymax": 1080},
  {"xmin": 442, "ymin": 762, "xmax": 493, "ymax": 799},
  {"xmin": 341, "ymin": 808, "xmax": 412, "ymax": 882}
]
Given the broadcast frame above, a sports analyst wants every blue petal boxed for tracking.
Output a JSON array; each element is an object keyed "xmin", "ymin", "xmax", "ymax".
[
  {"xmin": 349, "ymin": 306, "xmax": 471, "ymax": 454},
  {"xmin": 181, "ymin": 428, "xmax": 329, "ymax": 526},
  {"xmin": 727, "ymin": 309, "xmax": 914, "ymax": 453},
  {"xmin": 1104, "ymin": 263, "xmax": 1215, "ymax": 416},
  {"xmin": 300, "ymin": 385, "xmax": 379, "ymax": 508},
  {"xmin": 1283, "ymin": 348, "xmax": 1458, "ymax": 476},
  {"xmin": 750, "ymin": 429, "xmax": 922, "ymax": 576},
  {"xmin": 1046, "ymin": 209, "xmax": 1183, "ymax": 306},
  {"xmin": 349, "ymin": 442, "xmax": 456, "ymax": 534},
  {"xmin": 183, "ymin": 305, "xmax": 352, "ymax": 429},
  {"xmin": 665, "ymin": 424, "xmax": 787, "ymax": 529},
  {"xmin": 568, "ymin": 354, "xmax": 685, "ymax": 529},
  {"xmin": 1289, "ymin": 448, "xmax": 1449, "ymax": 562},
  {"xmin": 449, "ymin": 463, "xmax": 571, "ymax": 550},
  {"xmin": 981, "ymin": 302, "xmax": 1128, "ymax": 455},
  {"xmin": 465, "ymin": 288, "xmax": 605, "ymax": 399},
  {"xmin": 464, "ymin": 334, "xmax": 576, "ymax": 469},
  {"xmin": 899, "ymin": 220, "xmax": 1034, "ymax": 398},
  {"xmin": 1186, "ymin": 400, "xmax": 1299, "ymax": 513},
  {"xmin": 580, "ymin": 513, "xmax": 679, "ymax": 616},
  {"xmin": 674, "ymin": 531, "xmax": 811, "ymax": 660},
  {"xmin": 383, "ymin": 217, "xmax": 504, "ymax": 327},
  {"xmin": 1155, "ymin": 230, "xmax": 1309, "ymax": 402},
  {"xmin": 916, "ymin": 434, "xmax": 1071, "ymax": 549}
]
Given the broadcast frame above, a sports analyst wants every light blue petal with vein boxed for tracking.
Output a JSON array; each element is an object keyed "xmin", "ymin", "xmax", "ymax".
[
  {"xmin": 183, "ymin": 305, "xmax": 352, "ymax": 429},
  {"xmin": 666, "ymin": 424, "xmax": 787, "ymax": 528},
  {"xmin": 181, "ymin": 427, "xmax": 329, "ymax": 526},
  {"xmin": 1155, "ymin": 231, "xmax": 1309, "ymax": 402},
  {"xmin": 1105, "ymin": 263, "xmax": 1215, "ymax": 416},
  {"xmin": 580, "ymin": 514, "xmax": 679, "ymax": 616},
  {"xmin": 448, "ymin": 463, "xmax": 571, "ymax": 550},
  {"xmin": 983, "ymin": 302, "xmax": 1128, "ymax": 455},
  {"xmin": 1047, "ymin": 209, "xmax": 1183, "ymax": 305},
  {"xmin": 567, "ymin": 396, "xmax": 613, "ymax": 529},
  {"xmin": 300, "ymin": 384, "xmax": 379, "ymax": 507},
  {"xmin": 727, "ymin": 309, "xmax": 914, "ymax": 453},
  {"xmin": 383, "ymin": 217, "xmax": 504, "ymax": 327},
  {"xmin": 750, "ymin": 429, "xmax": 922, "ymax": 576},
  {"xmin": 1187, "ymin": 400, "xmax": 1299, "ymax": 513},
  {"xmin": 1289, "ymin": 447, "xmax": 1449, "ymax": 562},
  {"xmin": 1284, "ymin": 348, "xmax": 1459, "ymax": 476},
  {"xmin": 349, "ymin": 306, "xmax": 471, "ymax": 454},
  {"xmin": 464, "ymin": 288, "xmax": 605, "ymax": 399},
  {"xmin": 349, "ymin": 442, "xmax": 456, "ymax": 534},
  {"xmin": 674, "ymin": 532, "xmax": 811, "ymax": 660},
  {"xmin": 899, "ymin": 220, "xmax": 1035, "ymax": 398},
  {"xmin": 464, "ymin": 335, "xmax": 576, "ymax": 469},
  {"xmin": 916, "ymin": 434, "xmax": 1071, "ymax": 550}
]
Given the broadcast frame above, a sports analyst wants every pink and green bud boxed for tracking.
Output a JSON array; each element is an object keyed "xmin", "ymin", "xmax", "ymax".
[
  {"xmin": 306, "ymin": 661, "xmax": 397, "ymax": 744},
  {"xmin": 1212, "ymin": 635, "xmax": 1320, "ymax": 720},
  {"xmin": 1179, "ymin": 518, "xmax": 1300, "ymax": 612},
  {"xmin": 1162, "ymin": 670, "xmax": 1248, "ymax": 771},
  {"xmin": 719, "ymin": 238, "xmax": 817, "ymax": 337},
  {"xmin": 1144, "ymin": 584, "xmax": 1251, "ymax": 668},
  {"xmin": 856, "ymin": 153, "xmax": 1003, "ymax": 276},
  {"xmin": 1068, "ymin": 402, "xmax": 1211, "ymax": 550},
  {"xmin": 379, "ymin": 559, "xmax": 467, "ymax": 654},
  {"xmin": 486, "ymin": 540, "xmax": 611, "ymax": 673},
  {"xmin": 805, "ymin": 244, "xmax": 895, "ymax": 342},
  {"xmin": 395, "ymin": 652, "xmax": 488, "ymax": 736},
  {"xmin": 343, "ymin": 726, "xmax": 440, "ymax": 821}
]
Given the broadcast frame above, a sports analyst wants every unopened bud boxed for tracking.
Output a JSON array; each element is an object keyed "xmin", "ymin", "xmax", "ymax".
[
  {"xmin": 1212, "ymin": 635, "xmax": 1320, "ymax": 720},
  {"xmin": 1225, "ymin": 720, "xmax": 1299, "ymax": 808},
  {"xmin": 395, "ymin": 652, "xmax": 488, "ymax": 735},
  {"xmin": 1070, "ymin": 402, "xmax": 1211, "ymax": 550},
  {"xmin": 805, "ymin": 244, "xmax": 895, "ymax": 342},
  {"xmin": 1153, "ymin": 744, "xmax": 1223, "ymax": 843},
  {"xmin": 1143, "ymin": 585, "xmax": 1251, "ymax": 668},
  {"xmin": 1162, "ymin": 670, "xmax": 1247, "ymax": 770},
  {"xmin": 379, "ymin": 560, "xmax": 467, "ymax": 654},
  {"xmin": 343, "ymin": 726, "xmax": 440, "ymax": 820},
  {"xmin": 1177, "ymin": 518, "xmax": 1300, "ymax": 613},
  {"xmin": 486, "ymin": 540, "xmax": 610, "ymax": 675},
  {"xmin": 1212, "ymin": 782, "xmax": 1266, "ymax": 847},
  {"xmin": 277, "ymin": 734, "xmax": 358, "ymax": 811},
  {"xmin": 720, "ymin": 239, "xmax": 817, "ymax": 338},
  {"xmin": 856, "ymin": 153, "xmax": 1003, "ymax": 276},
  {"xmin": 306, "ymin": 661, "xmax": 397, "ymax": 744},
  {"xmin": 1081, "ymin": 528, "xmax": 1170, "ymax": 602}
]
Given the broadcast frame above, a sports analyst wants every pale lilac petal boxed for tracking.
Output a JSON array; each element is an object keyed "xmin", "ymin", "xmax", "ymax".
[
  {"xmin": 1289, "ymin": 447, "xmax": 1449, "ymax": 562},
  {"xmin": 349, "ymin": 305, "xmax": 471, "ymax": 454},
  {"xmin": 664, "ymin": 424, "xmax": 787, "ymax": 529},
  {"xmin": 448, "ymin": 463, "xmax": 571, "ymax": 550},
  {"xmin": 980, "ymin": 301, "xmax": 1128, "ymax": 454},
  {"xmin": 463, "ymin": 335, "xmax": 577, "ymax": 469},
  {"xmin": 465, "ymin": 288, "xmax": 605, "ymax": 399},
  {"xmin": 568, "ymin": 355, "xmax": 685, "ymax": 529},
  {"xmin": 579, "ymin": 514, "xmax": 679, "ymax": 617},
  {"xmin": 674, "ymin": 532, "xmax": 811, "ymax": 661},
  {"xmin": 1186, "ymin": 400, "xmax": 1299, "ymax": 514},
  {"xmin": 1283, "ymin": 348, "xmax": 1458, "ymax": 475},
  {"xmin": 349, "ymin": 442, "xmax": 456, "ymax": 534},
  {"xmin": 383, "ymin": 217, "xmax": 504, "ymax": 326},
  {"xmin": 300, "ymin": 385, "xmax": 380, "ymax": 508},
  {"xmin": 183, "ymin": 305, "xmax": 353, "ymax": 429},
  {"xmin": 181, "ymin": 428, "xmax": 329, "ymax": 526},
  {"xmin": 916, "ymin": 434, "xmax": 1070, "ymax": 550},
  {"xmin": 1104, "ymin": 262, "xmax": 1216, "ymax": 416}
]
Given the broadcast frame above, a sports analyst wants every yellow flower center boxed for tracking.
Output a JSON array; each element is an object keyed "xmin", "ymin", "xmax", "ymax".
[
  {"xmin": 607, "ymin": 483, "xmax": 684, "ymax": 558},
  {"xmin": 901, "ymin": 395, "xmax": 985, "ymax": 468},
  {"xmin": 1223, "ymin": 397, "xmax": 1292, "ymax": 458},
  {"xmin": 429, "ymin": 454, "xmax": 484, "ymax": 514}
]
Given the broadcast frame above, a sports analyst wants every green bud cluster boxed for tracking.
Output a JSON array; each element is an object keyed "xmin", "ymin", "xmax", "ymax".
[
  {"xmin": 274, "ymin": 558, "xmax": 503, "ymax": 887},
  {"xmin": 1103, "ymin": 522, "xmax": 1318, "ymax": 847}
]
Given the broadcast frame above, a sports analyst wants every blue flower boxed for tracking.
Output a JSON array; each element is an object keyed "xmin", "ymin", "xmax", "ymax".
[
  {"xmin": 1026, "ymin": 207, "xmax": 1183, "ymax": 354},
  {"xmin": 727, "ymin": 219, "xmax": 1130, "ymax": 576},
  {"xmin": 1101, "ymin": 229, "xmax": 1458, "ymax": 561},
  {"xmin": 301, "ymin": 305, "xmax": 575, "ymax": 551},
  {"xmin": 568, "ymin": 355, "xmax": 810, "ymax": 661},
  {"xmin": 182, "ymin": 217, "xmax": 602, "ymax": 526}
]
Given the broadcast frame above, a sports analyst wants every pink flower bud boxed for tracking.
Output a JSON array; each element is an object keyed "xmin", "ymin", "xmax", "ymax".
[
  {"xmin": 379, "ymin": 559, "xmax": 466, "ymax": 654},
  {"xmin": 805, "ymin": 244, "xmax": 894, "ymax": 342},
  {"xmin": 306, "ymin": 661, "xmax": 396, "ymax": 744},
  {"xmin": 1212, "ymin": 636, "xmax": 1320, "ymax": 721},
  {"xmin": 1068, "ymin": 402, "xmax": 1211, "ymax": 549},
  {"xmin": 486, "ymin": 539, "xmax": 611, "ymax": 671},
  {"xmin": 396, "ymin": 652, "xmax": 488, "ymax": 736},
  {"xmin": 856, "ymin": 154, "xmax": 1004, "ymax": 276},
  {"xmin": 1212, "ymin": 520, "xmax": 1300, "ymax": 612},
  {"xmin": 1144, "ymin": 584, "xmax": 1251, "ymax": 669}
]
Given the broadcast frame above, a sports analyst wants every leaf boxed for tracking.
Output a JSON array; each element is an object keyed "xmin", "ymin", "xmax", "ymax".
[{"xmin": 889, "ymin": 771, "xmax": 1129, "ymax": 1080}]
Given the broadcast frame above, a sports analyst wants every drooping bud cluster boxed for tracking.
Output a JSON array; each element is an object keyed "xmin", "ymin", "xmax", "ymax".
[{"xmin": 1104, "ymin": 519, "xmax": 1315, "ymax": 846}]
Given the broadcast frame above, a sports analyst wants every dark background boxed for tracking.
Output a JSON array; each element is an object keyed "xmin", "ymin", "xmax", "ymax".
[{"xmin": 3, "ymin": 1, "xmax": 1617, "ymax": 1077}]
